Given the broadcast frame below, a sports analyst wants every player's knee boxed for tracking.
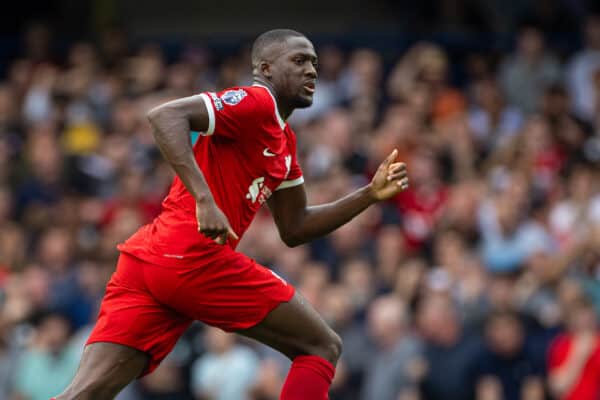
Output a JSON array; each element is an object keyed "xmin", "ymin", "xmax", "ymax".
[
  {"xmin": 314, "ymin": 330, "xmax": 343, "ymax": 365},
  {"xmin": 329, "ymin": 331, "xmax": 343, "ymax": 364}
]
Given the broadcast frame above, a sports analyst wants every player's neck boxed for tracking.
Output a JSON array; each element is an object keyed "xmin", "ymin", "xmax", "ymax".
[{"xmin": 252, "ymin": 79, "xmax": 293, "ymax": 121}]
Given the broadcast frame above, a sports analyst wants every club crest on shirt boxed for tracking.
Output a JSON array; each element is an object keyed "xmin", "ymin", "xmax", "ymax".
[
  {"xmin": 221, "ymin": 89, "xmax": 247, "ymax": 106},
  {"xmin": 246, "ymin": 176, "xmax": 272, "ymax": 204}
]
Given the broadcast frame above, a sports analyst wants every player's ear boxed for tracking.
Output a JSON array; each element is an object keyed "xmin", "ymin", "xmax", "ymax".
[{"xmin": 260, "ymin": 61, "xmax": 273, "ymax": 79}]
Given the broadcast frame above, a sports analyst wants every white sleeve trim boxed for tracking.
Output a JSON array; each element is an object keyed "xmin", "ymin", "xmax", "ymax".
[
  {"xmin": 199, "ymin": 93, "xmax": 215, "ymax": 136},
  {"xmin": 276, "ymin": 176, "xmax": 304, "ymax": 190}
]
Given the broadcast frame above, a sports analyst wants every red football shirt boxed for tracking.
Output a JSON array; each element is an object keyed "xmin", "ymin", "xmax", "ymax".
[
  {"xmin": 547, "ymin": 333, "xmax": 600, "ymax": 400},
  {"xmin": 118, "ymin": 84, "xmax": 304, "ymax": 267}
]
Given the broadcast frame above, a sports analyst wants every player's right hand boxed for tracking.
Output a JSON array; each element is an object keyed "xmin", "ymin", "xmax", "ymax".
[{"xmin": 196, "ymin": 199, "xmax": 239, "ymax": 245}]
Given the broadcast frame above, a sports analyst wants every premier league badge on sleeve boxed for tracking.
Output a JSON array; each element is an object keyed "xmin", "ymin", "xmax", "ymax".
[
  {"xmin": 209, "ymin": 93, "xmax": 224, "ymax": 110},
  {"xmin": 221, "ymin": 89, "xmax": 247, "ymax": 106}
]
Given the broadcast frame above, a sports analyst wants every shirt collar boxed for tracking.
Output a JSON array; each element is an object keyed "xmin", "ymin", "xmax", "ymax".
[{"xmin": 252, "ymin": 83, "xmax": 286, "ymax": 129}]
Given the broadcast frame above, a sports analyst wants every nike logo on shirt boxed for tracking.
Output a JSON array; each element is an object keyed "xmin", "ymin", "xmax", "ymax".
[{"xmin": 263, "ymin": 148, "xmax": 276, "ymax": 157}]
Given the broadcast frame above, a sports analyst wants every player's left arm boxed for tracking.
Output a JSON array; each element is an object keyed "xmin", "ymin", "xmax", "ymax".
[{"xmin": 267, "ymin": 149, "xmax": 408, "ymax": 247}]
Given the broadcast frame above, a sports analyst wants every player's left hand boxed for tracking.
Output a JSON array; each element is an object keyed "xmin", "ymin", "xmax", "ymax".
[{"xmin": 369, "ymin": 149, "xmax": 409, "ymax": 201}]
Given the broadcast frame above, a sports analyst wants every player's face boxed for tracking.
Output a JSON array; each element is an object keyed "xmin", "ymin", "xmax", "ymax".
[{"xmin": 271, "ymin": 37, "xmax": 318, "ymax": 109}]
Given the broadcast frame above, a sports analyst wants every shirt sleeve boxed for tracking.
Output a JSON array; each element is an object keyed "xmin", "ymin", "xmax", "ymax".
[
  {"xmin": 198, "ymin": 88, "xmax": 270, "ymax": 140},
  {"xmin": 276, "ymin": 130, "xmax": 304, "ymax": 190}
]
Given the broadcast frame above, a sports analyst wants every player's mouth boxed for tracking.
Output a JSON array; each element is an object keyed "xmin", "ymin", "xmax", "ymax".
[{"xmin": 303, "ymin": 81, "xmax": 316, "ymax": 94}]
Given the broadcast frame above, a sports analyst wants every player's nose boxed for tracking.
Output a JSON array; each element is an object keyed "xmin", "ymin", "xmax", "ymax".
[{"xmin": 305, "ymin": 64, "xmax": 317, "ymax": 79}]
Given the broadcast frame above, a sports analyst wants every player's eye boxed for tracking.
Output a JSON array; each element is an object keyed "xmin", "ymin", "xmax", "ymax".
[{"xmin": 294, "ymin": 58, "xmax": 304, "ymax": 65}]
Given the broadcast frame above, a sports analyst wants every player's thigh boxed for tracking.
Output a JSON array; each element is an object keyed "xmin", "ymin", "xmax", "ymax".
[
  {"xmin": 152, "ymin": 251, "xmax": 296, "ymax": 332},
  {"xmin": 237, "ymin": 291, "xmax": 342, "ymax": 365},
  {"xmin": 86, "ymin": 252, "xmax": 192, "ymax": 376},
  {"xmin": 57, "ymin": 342, "xmax": 148, "ymax": 400}
]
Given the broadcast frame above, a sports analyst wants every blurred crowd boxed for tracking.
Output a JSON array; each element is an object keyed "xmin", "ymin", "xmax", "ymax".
[{"xmin": 2, "ymin": 9, "xmax": 600, "ymax": 400}]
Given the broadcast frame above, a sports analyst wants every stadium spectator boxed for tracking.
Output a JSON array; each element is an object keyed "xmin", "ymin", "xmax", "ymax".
[
  {"xmin": 190, "ymin": 327, "xmax": 260, "ymax": 400},
  {"xmin": 499, "ymin": 24, "xmax": 562, "ymax": 114},
  {"xmin": 567, "ymin": 13, "xmax": 600, "ymax": 122},
  {"xmin": 360, "ymin": 295, "xmax": 423, "ymax": 400},
  {"xmin": 13, "ymin": 312, "xmax": 79, "ymax": 400},
  {"xmin": 469, "ymin": 310, "xmax": 545, "ymax": 400},
  {"xmin": 467, "ymin": 77, "xmax": 524, "ymax": 151},
  {"xmin": 417, "ymin": 294, "xmax": 480, "ymax": 400},
  {"xmin": 548, "ymin": 297, "xmax": 600, "ymax": 400}
]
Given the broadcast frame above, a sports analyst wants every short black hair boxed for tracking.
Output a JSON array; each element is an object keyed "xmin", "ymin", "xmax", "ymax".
[{"xmin": 251, "ymin": 29, "xmax": 306, "ymax": 68}]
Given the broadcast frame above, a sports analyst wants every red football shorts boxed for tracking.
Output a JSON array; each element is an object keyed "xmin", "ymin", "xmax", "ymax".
[{"xmin": 87, "ymin": 250, "xmax": 295, "ymax": 376}]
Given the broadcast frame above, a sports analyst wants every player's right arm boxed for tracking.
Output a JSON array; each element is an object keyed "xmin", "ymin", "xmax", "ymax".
[{"xmin": 147, "ymin": 95, "xmax": 238, "ymax": 244}]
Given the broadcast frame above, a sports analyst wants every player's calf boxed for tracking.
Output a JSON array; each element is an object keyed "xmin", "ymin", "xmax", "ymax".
[
  {"xmin": 54, "ymin": 342, "xmax": 148, "ymax": 400},
  {"xmin": 55, "ymin": 384, "xmax": 120, "ymax": 400}
]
